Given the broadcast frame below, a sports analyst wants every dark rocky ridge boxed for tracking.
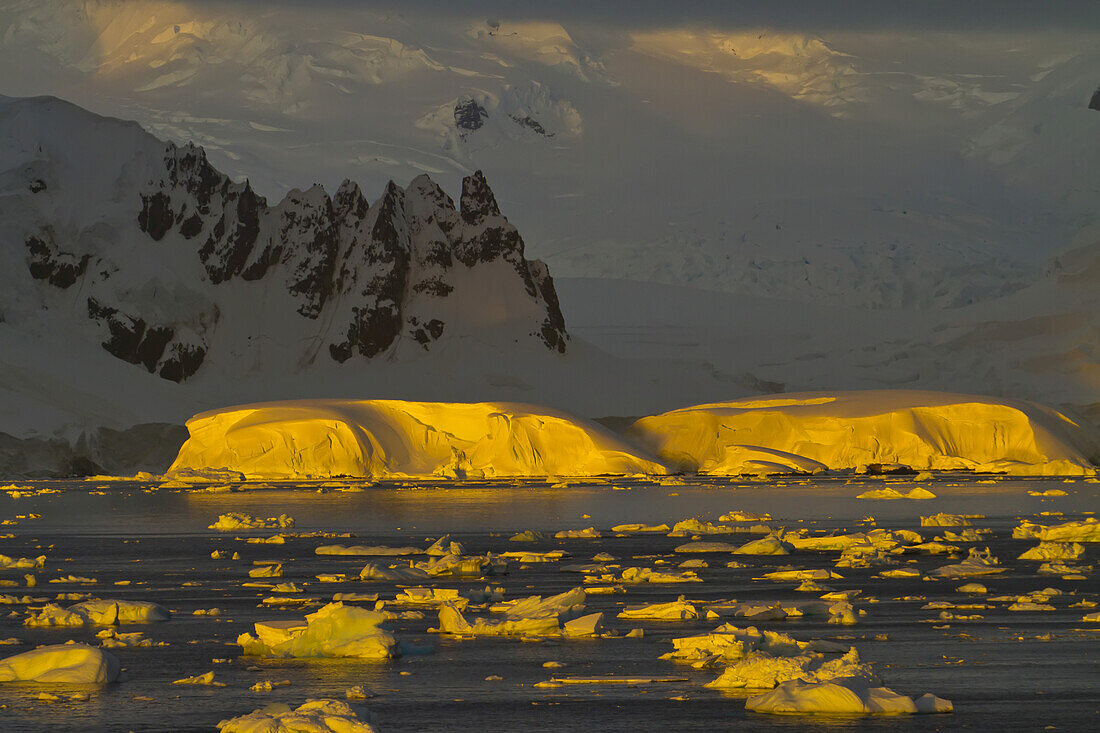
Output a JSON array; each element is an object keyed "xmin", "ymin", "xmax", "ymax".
[{"xmin": 30, "ymin": 138, "xmax": 568, "ymax": 380}]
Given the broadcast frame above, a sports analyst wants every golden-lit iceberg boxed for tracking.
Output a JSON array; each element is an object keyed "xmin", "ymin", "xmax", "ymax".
[
  {"xmin": 168, "ymin": 399, "xmax": 668, "ymax": 479},
  {"xmin": 629, "ymin": 390, "xmax": 1098, "ymax": 476}
]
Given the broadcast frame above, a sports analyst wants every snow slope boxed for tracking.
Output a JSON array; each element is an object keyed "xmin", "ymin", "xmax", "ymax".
[
  {"xmin": 1, "ymin": 2, "xmax": 1096, "ymax": 307},
  {"xmin": 168, "ymin": 399, "xmax": 668, "ymax": 479},
  {"xmin": 630, "ymin": 390, "xmax": 1099, "ymax": 476}
]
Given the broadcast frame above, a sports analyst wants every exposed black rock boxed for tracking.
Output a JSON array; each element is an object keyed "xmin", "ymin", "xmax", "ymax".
[
  {"xmin": 138, "ymin": 191, "xmax": 173, "ymax": 240},
  {"xmin": 25, "ymin": 232, "xmax": 89, "ymax": 288},
  {"xmin": 454, "ymin": 98, "xmax": 488, "ymax": 131},
  {"xmin": 511, "ymin": 114, "xmax": 553, "ymax": 137},
  {"xmin": 1090, "ymin": 86, "xmax": 1100, "ymax": 111}
]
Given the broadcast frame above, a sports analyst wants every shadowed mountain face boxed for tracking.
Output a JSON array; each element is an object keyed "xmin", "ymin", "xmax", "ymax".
[{"xmin": 3, "ymin": 96, "xmax": 567, "ymax": 384}]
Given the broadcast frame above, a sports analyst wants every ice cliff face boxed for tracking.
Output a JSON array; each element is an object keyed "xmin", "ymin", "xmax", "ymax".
[{"xmin": 1, "ymin": 95, "xmax": 568, "ymax": 385}]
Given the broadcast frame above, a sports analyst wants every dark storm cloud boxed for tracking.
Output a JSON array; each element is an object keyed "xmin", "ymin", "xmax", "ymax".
[{"xmin": 205, "ymin": 0, "xmax": 1100, "ymax": 31}]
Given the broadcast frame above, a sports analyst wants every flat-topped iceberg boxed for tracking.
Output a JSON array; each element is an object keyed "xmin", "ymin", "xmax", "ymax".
[
  {"xmin": 630, "ymin": 390, "xmax": 1099, "ymax": 476},
  {"xmin": 168, "ymin": 399, "xmax": 668, "ymax": 479},
  {"xmin": 0, "ymin": 643, "xmax": 120, "ymax": 684}
]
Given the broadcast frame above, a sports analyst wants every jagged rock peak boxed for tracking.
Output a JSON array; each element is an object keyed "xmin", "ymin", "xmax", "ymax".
[{"xmin": 460, "ymin": 170, "xmax": 502, "ymax": 225}]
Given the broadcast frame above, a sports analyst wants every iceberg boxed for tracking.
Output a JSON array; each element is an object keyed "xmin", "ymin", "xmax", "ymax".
[
  {"xmin": 706, "ymin": 648, "xmax": 873, "ymax": 690},
  {"xmin": 630, "ymin": 390, "xmax": 1099, "ymax": 476},
  {"xmin": 746, "ymin": 677, "xmax": 952, "ymax": 715},
  {"xmin": 237, "ymin": 603, "xmax": 398, "ymax": 659},
  {"xmin": 25, "ymin": 600, "xmax": 170, "ymax": 627},
  {"xmin": 169, "ymin": 399, "xmax": 668, "ymax": 479},
  {"xmin": 1014, "ymin": 518, "xmax": 1100, "ymax": 542},
  {"xmin": 0, "ymin": 643, "xmax": 119, "ymax": 684},
  {"xmin": 217, "ymin": 699, "xmax": 376, "ymax": 732}
]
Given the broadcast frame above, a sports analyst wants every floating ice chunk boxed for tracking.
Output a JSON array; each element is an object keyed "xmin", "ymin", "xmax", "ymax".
[
  {"xmin": 412, "ymin": 553, "xmax": 507, "ymax": 577},
  {"xmin": 733, "ymin": 536, "xmax": 792, "ymax": 555},
  {"xmin": 554, "ymin": 527, "xmax": 602, "ymax": 539},
  {"xmin": 210, "ymin": 513, "xmax": 294, "ymax": 531},
  {"xmin": 674, "ymin": 541, "xmax": 740, "ymax": 553},
  {"xmin": 238, "ymin": 603, "xmax": 398, "ymax": 659},
  {"xmin": 425, "ymin": 535, "xmax": 465, "ymax": 556},
  {"xmin": 173, "ymin": 671, "xmax": 225, "ymax": 686},
  {"xmin": 250, "ymin": 679, "xmax": 290, "ymax": 692},
  {"xmin": 247, "ymin": 535, "xmax": 287, "ymax": 545},
  {"xmin": 498, "ymin": 550, "xmax": 568, "ymax": 563},
  {"xmin": 931, "ymin": 548, "xmax": 1006, "ymax": 578},
  {"xmin": 316, "ymin": 544, "xmax": 422, "ymax": 556},
  {"xmin": 249, "ymin": 564, "xmax": 283, "ymax": 578},
  {"xmin": 921, "ymin": 514, "xmax": 979, "ymax": 527},
  {"xmin": 857, "ymin": 488, "xmax": 936, "ymax": 500},
  {"xmin": 1008, "ymin": 601, "xmax": 1055, "ymax": 612},
  {"xmin": 1018, "ymin": 542, "xmax": 1085, "ymax": 561},
  {"xmin": 720, "ymin": 510, "xmax": 772, "ymax": 522},
  {"xmin": 563, "ymin": 612, "xmax": 604, "ymax": 637},
  {"xmin": 1014, "ymin": 518, "xmax": 1100, "ymax": 542},
  {"xmin": 332, "ymin": 593, "xmax": 379, "ymax": 602},
  {"xmin": 941, "ymin": 529, "xmax": 990, "ymax": 542},
  {"xmin": 668, "ymin": 518, "xmax": 738, "ymax": 536},
  {"xmin": 1028, "ymin": 489, "xmax": 1068, "ymax": 496},
  {"xmin": 878, "ymin": 568, "xmax": 921, "ymax": 579},
  {"xmin": 745, "ymin": 677, "xmax": 952, "ymax": 715},
  {"xmin": 508, "ymin": 530, "xmax": 546, "ymax": 542},
  {"xmin": 0, "ymin": 555, "xmax": 46, "ymax": 569},
  {"xmin": 96, "ymin": 629, "xmax": 161, "ymax": 648},
  {"xmin": 217, "ymin": 699, "xmax": 376, "ymax": 732},
  {"xmin": 587, "ymin": 567, "xmax": 701, "ymax": 584},
  {"xmin": 49, "ymin": 575, "xmax": 97, "ymax": 584},
  {"xmin": 358, "ymin": 563, "xmax": 430, "ymax": 582},
  {"xmin": 1083, "ymin": 612, "xmax": 1100, "ymax": 622},
  {"xmin": 618, "ymin": 600, "xmax": 698, "ymax": 621},
  {"xmin": 394, "ymin": 588, "xmax": 468, "ymax": 609},
  {"xmin": 676, "ymin": 624, "xmax": 850, "ymax": 666},
  {"xmin": 0, "ymin": 643, "xmax": 120, "ymax": 684},
  {"xmin": 345, "ymin": 685, "xmax": 372, "ymax": 700},
  {"xmin": 25, "ymin": 600, "xmax": 170, "ymax": 627},
  {"xmin": 435, "ymin": 603, "xmax": 560, "ymax": 637},
  {"xmin": 491, "ymin": 588, "xmax": 586, "ymax": 620},
  {"xmin": 611, "ymin": 523, "xmax": 671, "ymax": 534},
  {"xmin": 706, "ymin": 648, "xmax": 874, "ymax": 690},
  {"xmin": 956, "ymin": 583, "xmax": 988, "ymax": 594},
  {"xmin": 762, "ymin": 569, "xmax": 841, "ymax": 582}
]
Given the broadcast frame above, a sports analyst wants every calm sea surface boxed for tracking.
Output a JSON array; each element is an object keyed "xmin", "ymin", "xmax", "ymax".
[{"xmin": 0, "ymin": 475, "xmax": 1097, "ymax": 731}]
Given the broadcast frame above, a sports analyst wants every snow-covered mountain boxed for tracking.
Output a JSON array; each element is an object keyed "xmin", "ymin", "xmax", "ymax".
[
  {"xmin": 2, "ymin": 2, "xmax": 1096, "ymax": 308},
  {"xmin": 1, "ymin": 94, "xmax": 567, "ymax": 389}
]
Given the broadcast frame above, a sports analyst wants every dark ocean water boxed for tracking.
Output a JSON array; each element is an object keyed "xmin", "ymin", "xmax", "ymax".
[{"xmin": 0, "ymin": 475, "xmax": 1097, "ymax": 732}]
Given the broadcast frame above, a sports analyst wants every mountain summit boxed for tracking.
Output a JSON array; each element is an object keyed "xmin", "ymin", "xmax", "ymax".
[{"xmin": 2, "ymin": 95, "xmax": 567, "ymax": 385}]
